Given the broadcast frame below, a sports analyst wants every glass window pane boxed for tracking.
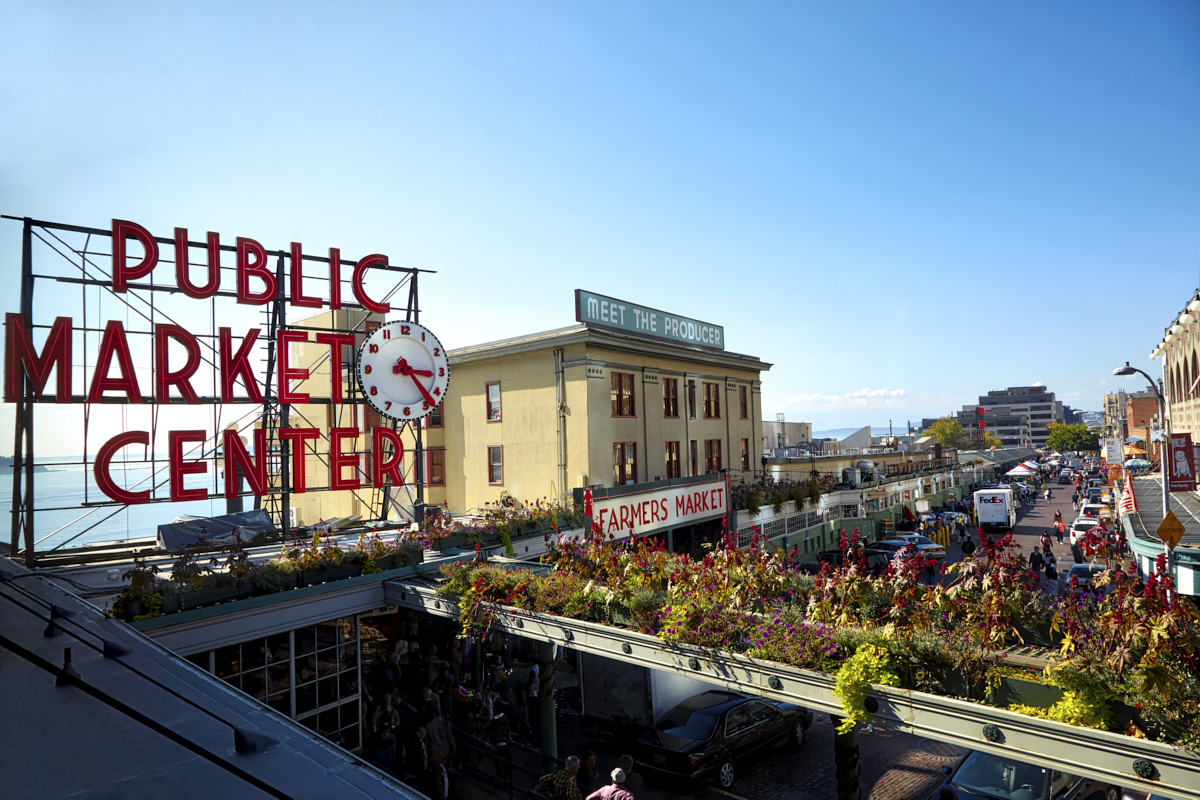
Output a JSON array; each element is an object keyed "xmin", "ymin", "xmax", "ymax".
[
  {"xmin": 318, "ymin": 676, "xmax": 339, "ymax": 707},
  {"xmin": 242, "ymin": 668, "xmax": 267, "ymax": 700},
  {"xmin": 296, "ymin": 626, "xmax": 316, "ymax": 656},
  {"xmin": 297, "ymin": 654, "xmax": 317, "ymax": 685},
  {"xmin": 268, "ymin": 664, "xmax": 290, "ymax": 696},
  {"xmin": 243, "ymin": 640, "xmax": 266, "ymax": 671},
  {"xmin": 214, "ymin": 645, "xmax": 240, "ymax": 679},
  {"xmin": 267, "ymin": 632, "xmax": 291, "ymax": 664}
]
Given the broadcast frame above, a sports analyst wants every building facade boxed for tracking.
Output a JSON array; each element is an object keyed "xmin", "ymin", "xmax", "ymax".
[{"xmin": 420, "ymin": 324, "xmax": 770, "ymax": 513}]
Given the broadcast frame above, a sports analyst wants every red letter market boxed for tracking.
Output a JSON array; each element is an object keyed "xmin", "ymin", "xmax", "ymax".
[{"xmin": 4, "ymin": 219, "xmax": 403, "ymax": 504}]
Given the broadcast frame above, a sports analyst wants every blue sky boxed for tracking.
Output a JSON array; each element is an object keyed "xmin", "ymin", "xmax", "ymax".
[{"xmin": 3, "ymin": 1, "xmax": 1200, "ymax": 455}]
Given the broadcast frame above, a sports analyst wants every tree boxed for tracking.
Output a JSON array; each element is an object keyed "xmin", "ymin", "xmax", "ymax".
[
  {"xmin": 1044, "ymin": 423, "xmax": 1100, "ymax": 453},
  {"xmin": 922, "ymin": 417, "xmax": 968, "ymax": 450},
  {"xmin": 974, "ymin": 431, "xmax": 1003, "ymax": 449}
]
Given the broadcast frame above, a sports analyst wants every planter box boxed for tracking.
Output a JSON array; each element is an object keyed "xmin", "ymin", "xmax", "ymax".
[
  {"xmin": 299, "ymin": 564, "xmax": 361, "ymax": 587},
  {"xmin": 160, "ymin": 592, "xmax": 182, "ymax": 614},
  {"xmin": 990, "ymin": 676, "xmax": 1063, "ymax": 710},
  {"xmin": 432, "ymin": 534, "xmax": 472, "ymax": 551},
  {"xmin": 179, "ymin": 580, "xmax": 256, "ymax": 610}
]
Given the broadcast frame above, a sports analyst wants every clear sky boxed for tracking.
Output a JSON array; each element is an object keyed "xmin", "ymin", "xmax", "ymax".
[{"xmin": 3, "ymin": 1, "xmax": 1200, "ymax": 455}]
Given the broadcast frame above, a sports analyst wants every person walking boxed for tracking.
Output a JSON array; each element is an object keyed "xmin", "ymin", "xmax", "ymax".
[
  {"xmin": 586, "ymin": 769, "xmax": 636, "ymax": 800},
  {"xmin": 961, "ymin": 536, "xmax": 976, "ymax": 559},
  {"xmin": 1038, "ymin": 530, "xmax": 1053, "ymax": 554},
  {"xmin": 1045, "ymin": 556, "xmax": 1059, "ymax": 596},
  {"xmin": 540, "ymin": 756, "xmax": 583, "ymax": 800},
  {"xmin": 1054, "ymin": 518, "xmax": 1066, "ymax": 545},
  {"xmin": 1071, "ymin": 492, "xmax": 1080, "ymax": 512},
  {"xmin": 1029, "ymin": 549, "xmax": 1045, "ymax": 588}
]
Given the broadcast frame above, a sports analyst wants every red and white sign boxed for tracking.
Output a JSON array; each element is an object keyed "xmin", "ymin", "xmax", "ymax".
[
  {"xmin": 1168, "ymin": 432, "xmax": 1196, "ymax": 493},
  {"xmin": 582, "ymin": 477, "xmax": 727, "ymax": 541}
]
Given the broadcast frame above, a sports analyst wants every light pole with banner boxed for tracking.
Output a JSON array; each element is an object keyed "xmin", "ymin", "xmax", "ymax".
[{"xmin": 1113, "ymin": 362, "xmax": 1176, "ymax": 591}]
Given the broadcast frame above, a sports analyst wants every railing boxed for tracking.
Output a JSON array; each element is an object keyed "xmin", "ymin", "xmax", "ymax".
[{"xmin": 383, "ymin": 580, "xmax": 1200, "ymax": 800}]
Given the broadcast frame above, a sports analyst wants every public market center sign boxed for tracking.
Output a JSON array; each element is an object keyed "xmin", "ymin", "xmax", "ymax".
[{"xmin": 575, "ymin": 289, "xmax": 724, "ymax": 350}]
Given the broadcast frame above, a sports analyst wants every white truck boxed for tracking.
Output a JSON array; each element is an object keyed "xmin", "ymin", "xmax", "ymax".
[{"xmin": 974, "ymin": 487, "xmax": 1017, "ymax": 534}]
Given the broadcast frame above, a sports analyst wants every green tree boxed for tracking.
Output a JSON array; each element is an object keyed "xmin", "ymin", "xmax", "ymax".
[
  {"xmin": 922, "ymin": 417, "xmax": 968, "ymax": 449},
  {"xmin": 1044, "ymin": 423, "xmax": 1100, "ymax": 453}
]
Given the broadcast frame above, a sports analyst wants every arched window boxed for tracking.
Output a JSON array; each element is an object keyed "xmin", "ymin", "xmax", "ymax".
[
  {"xmin": 1185, "ymin": 350, "xmax": 1195, "ymax": 400},
  {"xmin": 1176, "ymin": 363, "xmax": 1183, "ymax": 404},
  {"xmin": 1183, "ymin": 359, "xmax": 1191, "ymax": 403}
]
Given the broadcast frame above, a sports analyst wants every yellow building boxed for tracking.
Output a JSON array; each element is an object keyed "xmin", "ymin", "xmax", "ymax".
[
  {"xmin": 422, "ymin": 322, "xmax": 771, "ymax": 513},
  {"xmin": 263, "ymin": 299, "xmax": 769, "ymax": 524}
]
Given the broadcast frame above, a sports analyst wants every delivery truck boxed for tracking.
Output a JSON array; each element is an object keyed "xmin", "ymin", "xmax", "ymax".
[{"xmin": 974, "ymin": 487, "xmax": 1017, "ymax": 534}]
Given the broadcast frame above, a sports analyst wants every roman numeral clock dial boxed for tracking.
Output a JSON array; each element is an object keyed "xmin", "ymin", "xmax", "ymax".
[{"xmin": 355, "ymin": 321, "xmax": 450, "ymax": 420}]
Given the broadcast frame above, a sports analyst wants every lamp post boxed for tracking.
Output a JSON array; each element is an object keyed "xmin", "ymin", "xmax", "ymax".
[{"xmin": 1113, "ymin": 361, "xmax": 1172, "ymax": 588}]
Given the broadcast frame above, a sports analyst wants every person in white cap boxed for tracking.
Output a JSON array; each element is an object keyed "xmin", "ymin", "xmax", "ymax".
[{"xmin": 585, "ymin": 768, "xmax": 636, "ymax": 800}]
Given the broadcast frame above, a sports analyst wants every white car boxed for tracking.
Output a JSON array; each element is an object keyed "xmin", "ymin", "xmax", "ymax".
[
  {"xmin": 893, "ymin": 534, "xmax": 946, "ymax": 559},
  {"xmin": 1069, "ymin": 517, "xmax": 1102, "ymax": 545}
]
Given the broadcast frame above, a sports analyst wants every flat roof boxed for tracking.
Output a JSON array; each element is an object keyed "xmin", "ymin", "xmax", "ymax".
[{"xmin": 0, "ymin": 554, "xmax": 426, "ymax": 799}]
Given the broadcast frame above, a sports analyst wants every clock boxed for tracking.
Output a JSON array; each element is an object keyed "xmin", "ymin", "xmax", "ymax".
[{"xmin": 355, "ymin": 320, "xmax": 449, "ymax": 421}]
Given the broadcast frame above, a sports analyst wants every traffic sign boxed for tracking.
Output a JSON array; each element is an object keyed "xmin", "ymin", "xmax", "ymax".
[{"xmin": 1157, "ymin": 510, "xmax": 1186, "ymax": 550}]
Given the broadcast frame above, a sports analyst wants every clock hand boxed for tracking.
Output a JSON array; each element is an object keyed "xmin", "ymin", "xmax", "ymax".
[
  {"xmin": 409, "ymin": 373, "xmax": 438, "ymax": 407},
  {"xmin": 393, "ymin": 357, "xmax": 434, "ymax": 377}
]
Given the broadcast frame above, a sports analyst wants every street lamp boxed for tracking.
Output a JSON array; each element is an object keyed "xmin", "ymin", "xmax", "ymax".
[{"xmin": 1113, "ymin": 361, "xmax": 1172, "ymax": 585}]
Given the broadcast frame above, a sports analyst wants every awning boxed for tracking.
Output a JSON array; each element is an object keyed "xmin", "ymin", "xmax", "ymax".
[{"xmin": 1124, "ymin": 444, "xmax": 1146, "ymax": 455}]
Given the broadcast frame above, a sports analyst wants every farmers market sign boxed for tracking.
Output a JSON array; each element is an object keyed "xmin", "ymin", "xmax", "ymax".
[{"xmin": 580, "ymin": 475, "xmax": 729, "ymax": 540}]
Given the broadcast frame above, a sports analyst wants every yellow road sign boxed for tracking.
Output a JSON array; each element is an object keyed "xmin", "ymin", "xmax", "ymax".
[{"xmin": 1157, "ymin": 510, "xmax": 1186, "ymax": 550}]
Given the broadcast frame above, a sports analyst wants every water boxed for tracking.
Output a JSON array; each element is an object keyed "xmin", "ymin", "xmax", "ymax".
[{"xmin": 2, "ymin": 456, "xmax": 246, "ymax": 554}]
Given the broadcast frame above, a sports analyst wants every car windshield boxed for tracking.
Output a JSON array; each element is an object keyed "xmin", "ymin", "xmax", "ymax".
[
  {"xmin": 911, "ymin": 536, "xmax": 935, "ymax": 546},
  {"xmin": 654, "ymin": 707, "xmax": 719, "ymax": 740},
  {"xmin": 949, "ymin": 750, "xmax": 1049, "ymax": 800}
]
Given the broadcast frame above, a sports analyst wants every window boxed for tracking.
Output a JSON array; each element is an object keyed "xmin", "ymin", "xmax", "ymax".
[
  {"xmin": 689, "ymin": 440, "xmax": 698, "ymax": 476},
  {"xmin": 425, "ymin": 405, "xmax": 443, "ymax": 428},
  {"xmin": 665, "ymin": 441, "xmax": 681, "ymax": 479},
  {"xmin": 613, "ymin": 442, "xmax": 637, "ymax": 485},
  {"xmin": 741, "ymin": 438, "xmax": 749, "ymax": 471},
  {"xmin": 739, "ymin": 385, "xmax": 748, "ymax": 419},
  {"xmin": 663, "ymin": 378, "xmax": 679, "ymax": 418},
  {"xmin": 426, "ymin": 448, "xmax": 445, "ymax": 486},
  {"xmin": 704, "ymin": 439, "xmax": 722, "ymax": 473},
  {"xmin": 611, "ymin": 372, "xmax": 635, "ymax": 417},
  {"xmin": 687, "ymin": 380, "xmax": 697, "ymax": 419},
  {"xmin": 486, "ymin": 382, "xmax": 502, "ymax": 422},
  {"xmin": 703, "ymin": 382, "xmax": 720, "ymax": 419},
  {"xmin": 487, "ymin": 446, "xmax": 503, "ymax": 484}
]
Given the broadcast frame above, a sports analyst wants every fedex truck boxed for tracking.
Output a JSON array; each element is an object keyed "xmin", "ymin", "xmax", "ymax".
[{"xmin": 974, "ymin": 487, "xmax": 1017, "ymax": 533}]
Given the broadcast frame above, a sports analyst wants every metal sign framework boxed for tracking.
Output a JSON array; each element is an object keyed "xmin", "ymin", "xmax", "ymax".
[{"xmin": 4, "ymin": 215, "xmax": 431, "ymax": 567}]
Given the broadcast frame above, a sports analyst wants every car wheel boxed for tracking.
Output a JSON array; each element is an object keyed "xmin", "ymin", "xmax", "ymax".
[
  {"xmin": 717, "ymin": 759, "xmax": 735, "ymax": 789},
  {"xmin": 792, "ymin": 720, "xmax": 807, "ymax": 747},
  {"xmin": 1103, "ymin": 787, "xmax": 1119, "ymax": 800}
]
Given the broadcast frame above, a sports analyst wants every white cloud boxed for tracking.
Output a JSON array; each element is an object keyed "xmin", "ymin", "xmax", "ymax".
[
  {"xmin": 1032, "ymin": 381, "xmax": 1044, "ymax": 387},
  {"xmin": 769, "ymin": 387, "xmax": 908, "ymax": 411},
  {"xmin": 1098, "ymin": 380, "xmax": 1107, "ymax": 386}
]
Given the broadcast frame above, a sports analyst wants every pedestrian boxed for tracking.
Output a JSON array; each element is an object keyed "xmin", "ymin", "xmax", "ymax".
[
  {"xmin": 577, "ymin": 751, "xmax": 599, "ymax": 796},
  {"xmin": 617, "ymin": 755, "xmax": 646, "ymax": 799},
  {"xmin": 1045, "ymin": 556, "xmax": 1059, "ymax": 596},
  {"xmin": 586, "ymin": 769, "xmax": 636, "ymax": 800},
  {"xmin": 1029, "ymin": 548, "xmax": 1045, "ymax": 580},
  {"xmin": 540, "ymin": 756, "xmax": 583, "ymax": 800},
  {"xmin": 961, "ymin": 536, "xmax": 976, "ymax": 559},
  {"xmin": 1039, "ymin": 531, "xmax": 1052, "ymax": 553},
  {"xmin": 1054, "ymin": 519, "xmax": 1066, "ymax": 545}
]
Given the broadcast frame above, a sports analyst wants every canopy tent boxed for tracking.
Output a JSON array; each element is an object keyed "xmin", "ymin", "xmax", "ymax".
[
  {"xmin": 1019, "ymin": 461, "xmax": 1041, "ymax": 471},
  {"xmin": 1124, "ymin": 458, "xmax": 1152, "ymax": 468},
  {"xmin": 1124, "ymin": 444, "xmax": 1146, "ymax": 455},
  {"xmin": 1005, "ymin": 466, "xmax": 1035, "ymax": 477}
]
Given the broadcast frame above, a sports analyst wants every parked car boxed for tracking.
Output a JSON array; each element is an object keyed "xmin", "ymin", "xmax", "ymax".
[
  {"xmin": 1062, "ymin": 563, "xmax": 1109, "ymax": 599},
  {"xmin": 633, "ymin": 690, "xmax": 812, "ymax": 790},
  {"xmin": 866, "ymin": 539, "xmax": 920, "ymax": 561},
  {"xmin": 1069, "ymin": 517, "xmax": 1102, "ymax": 545},
  {"xmin": 892, "ymin": 534, "xmax": 946, "ymax": 559},
  {"xmin": 1057, "ymin": 473, "xmax": 1073, "ymax": 485},
  {"xmin": 804, "ymin": 548, "xmax": 891, "ymax": 577},
  {"xmin": 931, "ymin": 748, "xmax": 1118, "ymax": 800}
]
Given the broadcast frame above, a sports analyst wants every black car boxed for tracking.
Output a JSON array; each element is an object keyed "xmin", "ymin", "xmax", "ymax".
[
  {"xmin": 932, "ymin": 748, "xmax": 1117, "ymax": 800},
  {"xmin": 633, "ymin": 690, "xmax": 812, "ymax": 790},
  {"xmin": 799, "ymin": 548, "xmax": 891, "ymax": 577}
]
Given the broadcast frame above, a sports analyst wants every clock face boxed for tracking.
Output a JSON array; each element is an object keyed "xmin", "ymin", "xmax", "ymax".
[{"xmin": 355, "ymin": 321, "xmax": 449, "ymax": 421}]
